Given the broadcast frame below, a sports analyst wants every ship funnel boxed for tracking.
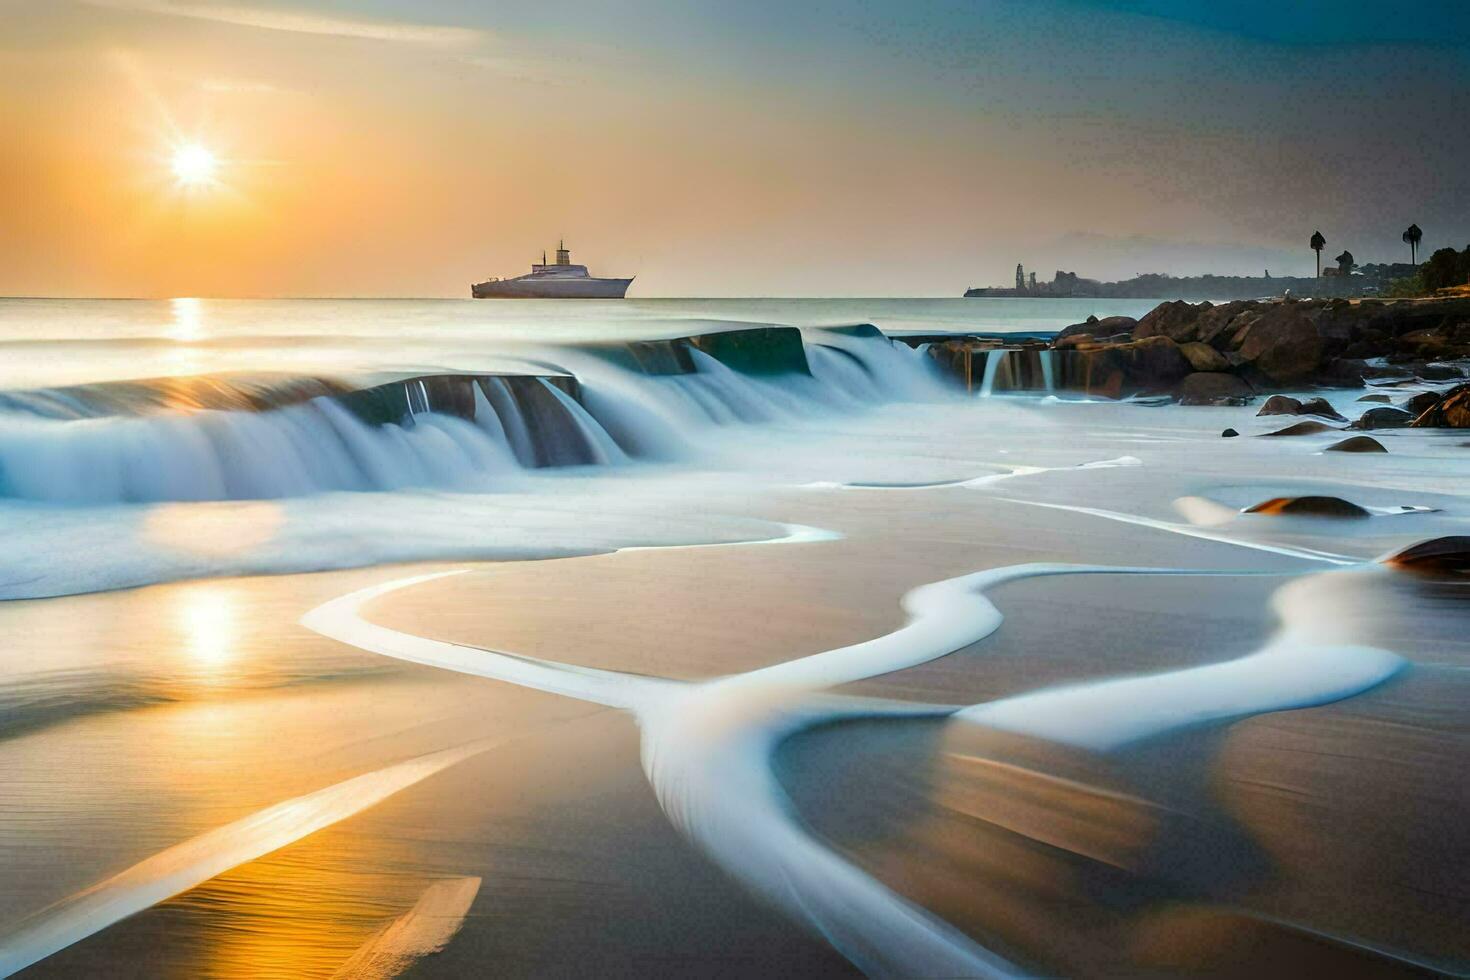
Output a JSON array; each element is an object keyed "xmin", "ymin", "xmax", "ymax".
[{"xmin": 556, "ymin": 241, "xmax": 571, "ymax": 266}]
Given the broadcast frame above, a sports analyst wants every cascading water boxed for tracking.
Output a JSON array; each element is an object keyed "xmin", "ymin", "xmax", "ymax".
[
  {"xmin": 978, "ymin": 349, "xmax": 1007, "ymax": 398},
  {"xmin": 538, "ymin": 378, "xmax": 627, "ymax": 465},
  {"xmin": 1039, "ymin": 349, "xmax": 1056, "ymax": 393},
  {"xmin": 0, "ymin": 326, "xmax": 952, "ymax": 505}
]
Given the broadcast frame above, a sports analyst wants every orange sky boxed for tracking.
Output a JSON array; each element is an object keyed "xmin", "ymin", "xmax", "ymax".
[{"xmin": 3, "ymin": 1, "xmax": 1467, "ymax": 297}]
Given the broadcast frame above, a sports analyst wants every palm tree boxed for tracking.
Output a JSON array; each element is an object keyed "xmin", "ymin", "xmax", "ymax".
[
  {"xmin": 1310, "ymin": 231, "xmax": 1326, "ymax": 277},
  {"xmin": 1403, "ymin": 224, "xmax": 1423, "ymax": 266}
]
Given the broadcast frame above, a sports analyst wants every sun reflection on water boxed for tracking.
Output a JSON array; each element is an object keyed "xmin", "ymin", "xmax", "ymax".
[
  {"xmin": 168, "ymin": 296, "xmax": 204, "ymax": 341},
  {"xmin": 177, "ymin": 585, "xmax": 237, "ymax": 675}
]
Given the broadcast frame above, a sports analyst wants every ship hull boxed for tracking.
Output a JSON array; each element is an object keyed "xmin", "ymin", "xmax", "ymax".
[{"xmin": 472, "ymin": 276, "xmax": 633, "ymax": 299}]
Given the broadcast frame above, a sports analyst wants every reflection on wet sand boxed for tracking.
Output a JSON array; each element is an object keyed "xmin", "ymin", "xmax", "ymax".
[{"xmin": 0, "ymin": 741, "xmax": 492, "ymax": 976}]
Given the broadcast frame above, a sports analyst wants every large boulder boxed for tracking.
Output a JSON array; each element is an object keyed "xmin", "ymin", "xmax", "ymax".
[
  {"xmin": 1410, "ymin": 384, "xmax": 1470, "ymax": 428},
  {"xmin": 1134, "ymin": 301, "xmax": 1207, "ymax": 343},
  {"xmin": 1325, "ymin": 435, "xmax": 1387, "ymax": 453},
  {"xmin": 1235, "ymin": 303, "xmax": 1325, "ymax": 383},
  {"xmin": 1121, "ymin": 336, "xmax": 1194, "ymax": 388},
  {"xmin": 1059, "ymin": 335, "xmax": 1192, "ymax": 398},
  {"xmin": 1195, "ymin": 301, "xmax": 1261, "ymax": 348},
  {"xmin": 1179, "ymin": 342, "xmax": 1228, "ymax": 373},
  {"xmin": 1352, "ymin": 406, "xmax": 1416, "ymax": 430},
  {"xmin": 1177, "ymin": 372, "xmax": 1253, "ymax": 406}
]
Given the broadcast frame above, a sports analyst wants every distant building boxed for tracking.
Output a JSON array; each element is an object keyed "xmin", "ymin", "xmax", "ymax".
[
  {"xmin": 1015, "ymin": 264, "xmax": 1026, "ymax": 291},
  {"xmin": 1028, "ymin": 272, "xmax": 1037, "ymax": 290}
]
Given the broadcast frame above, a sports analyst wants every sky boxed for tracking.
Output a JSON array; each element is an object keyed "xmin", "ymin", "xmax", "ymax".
[{"xmin": 2, "ymin": 0, "xmax": 1468, "ymax": 297}]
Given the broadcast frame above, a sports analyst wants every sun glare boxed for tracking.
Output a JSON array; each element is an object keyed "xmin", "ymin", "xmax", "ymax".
[{"xmin": 171, "ymin": 142, "xmax": 219, "ymax": 186}]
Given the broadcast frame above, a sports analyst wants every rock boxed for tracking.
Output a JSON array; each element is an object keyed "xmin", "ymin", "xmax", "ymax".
[
  {"xmin": 1357, "ymin": 393, "xmax": 1391, "ymax": 403},
  {"xmin": 1235, "ymin": 303, "xmax": 1325, "ymax": 383},
  {"xmin": 1179, "ymin": 341, "xmax": 1228, "ymax": 373},
  {"xmin": 1226, "ymin": 311, "xmax": 1264, "ymax": 350},
  {"xmin": 1176, "ymin": 372, "xmax": 1253, "ymax": 406},
  {"xmin": 1058, "ymin": 336, "xmax": 1192, "ymax": 398},
  {"xmin": 1402, "ymin": 391, "xmax": 1441, "ymax": 417},
  {"xmin": 1316, "ymin": 357, "xmax": 1368, "ymax": 388},
  {"xmin": 1325, "ymin": 435, "xmax": 1387, "ymax": 453},
  {"xmin": 1262, "ymin": 394, "xmax": 1350, "ymax": 419},
  {"xmin": 1244, "ymin": 496, "xmax": 1371, "ymax": 518},
  {"xmin": 1351, "ymin": 406, "xmax": 1416, "ymax": 430},
  {"xmin": 1195, "ymin": 301, "xmax": 1260, "ymax": 348},
  {"xmin": 1297, "ymin": 397, "xmax": 1348, "ymax": 421},
  {"xmin": 1222, "ymin": 427, "xmax": 1239, "ymax": 438},
  {"xmin": 1257, "ymin": 394, "xmax": 1303, "ymax": 416},
  {"xmin": 1134, "ymin": 300, "xmax": 1206, "ymax": 343},
  {"xmin": 1092, "ymin": 315, "xmax": 1138, "ymax": 336},
  {"xmin": 1125, "ymin": 336, "xmax": 1194, "ymax": 387},
  {"xmin": 1419, "ymin": 363, "xmax": 1464, "ymax": 381},
  {"xmin": 1410, "ymin": 384, "xmax": 1470, "ymax": 427},
  {"xmin": 1261, "ymin": 420, "xmax": 1338, "ymax": 437},
  {"xmin": 1382, "ymin": 536, "xmax": 1470, "ymax": 575},
  {"xmin": 1055, "ymin": 315, "xmax": 1136, "ymax": 342},
  {"xmin": 1053, "ymin": 332, "xmax": 1094, "ymax": 349}
]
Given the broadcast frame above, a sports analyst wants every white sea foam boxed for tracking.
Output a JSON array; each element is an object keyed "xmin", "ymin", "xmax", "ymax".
[
  {"xmin": 329, "ymin": 876, "xmax": 482, "ymax": 980},
  {"xmin": 300, "ymin": 569, "xmax": 670, "ymax": 711},
  {"xmin": 1007, "ymin": 498, "xmax": 1362, "ymax": 564},
  {"xmin": 804, "ymin": 454, "xmax": 1139, "ymax": 492}
]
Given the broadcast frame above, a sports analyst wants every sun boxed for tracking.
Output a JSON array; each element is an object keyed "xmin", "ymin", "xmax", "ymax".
[{"xmin": 170, "ymin": 142, "xmax": 219, "ymax": 186}]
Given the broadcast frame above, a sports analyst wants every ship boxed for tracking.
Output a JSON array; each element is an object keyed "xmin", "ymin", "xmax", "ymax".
[{"xmin": 472, "ymin": 242, "xmax": 633, "ymax": 299}]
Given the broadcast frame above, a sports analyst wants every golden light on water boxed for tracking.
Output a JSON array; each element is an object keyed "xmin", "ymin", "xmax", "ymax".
[
  {"xmin": 168, "ymin": 296, "xmax": 203, "ymax": 340},
  {"xmin": 179, "ymin": 586, "xmax": 237, "ymax": 670},
  {"xmin": 171, "ymin": 142, "xmax": 220, "ymax": 187}
]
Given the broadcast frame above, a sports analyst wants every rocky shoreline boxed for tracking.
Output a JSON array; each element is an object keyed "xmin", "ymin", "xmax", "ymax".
[{"xmin": 913, "ymin": 296, "xmax": 1470, "ymax": 430}]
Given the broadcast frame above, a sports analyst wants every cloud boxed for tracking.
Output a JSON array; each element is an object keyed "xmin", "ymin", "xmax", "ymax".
[{"xmin": 83, "ymin": 0, "xmax": 486, "ymax": 46}]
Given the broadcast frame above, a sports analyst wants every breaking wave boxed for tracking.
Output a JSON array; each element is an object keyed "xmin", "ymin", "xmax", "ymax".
[{"xmin": 0, "ymin": 326, "xmax": 946, "ymax": 504}]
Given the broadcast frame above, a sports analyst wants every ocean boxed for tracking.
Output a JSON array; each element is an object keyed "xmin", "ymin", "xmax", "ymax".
[{"xmin": 0, "ymin": 296, "xmax": 1466, "ymax": 978}]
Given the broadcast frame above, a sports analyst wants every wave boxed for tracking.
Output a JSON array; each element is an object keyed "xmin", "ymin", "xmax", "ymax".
[{"xmin": 0, "ymin": 326, "xmax": 947, "ymax": 504}]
